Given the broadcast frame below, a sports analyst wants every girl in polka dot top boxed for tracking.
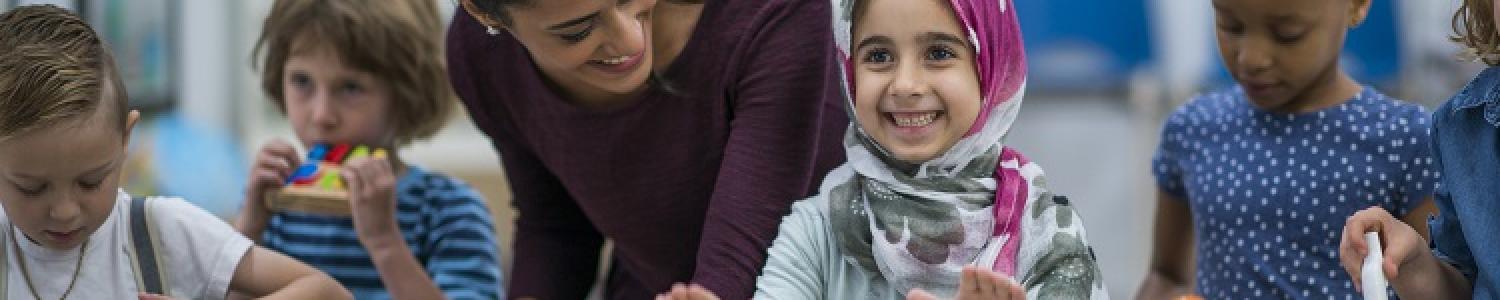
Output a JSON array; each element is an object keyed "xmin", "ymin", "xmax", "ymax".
[
  {"xmin": 1138, "ymin": 0, "xmax": 1440, "ymax": 299},
  {"xmin": 1339, "ymin": 0, "xmax": 1500, "ymax": 298}
]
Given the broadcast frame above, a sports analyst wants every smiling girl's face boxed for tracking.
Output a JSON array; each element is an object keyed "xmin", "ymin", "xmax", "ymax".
[{"xmin": 851, "ymin": 0, "xmax": 983, "ymax": 164}]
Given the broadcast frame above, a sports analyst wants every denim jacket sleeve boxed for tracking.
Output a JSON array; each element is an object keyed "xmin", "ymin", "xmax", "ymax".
[{"xmin": 1427, "ymin": 66, "xmax": 1500, "ymax": 283}]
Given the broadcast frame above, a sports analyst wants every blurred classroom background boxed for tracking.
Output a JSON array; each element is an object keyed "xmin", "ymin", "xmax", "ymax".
[{"xmin": 1, "ymin": 0, "xmax": 1482, "ymax": 298}]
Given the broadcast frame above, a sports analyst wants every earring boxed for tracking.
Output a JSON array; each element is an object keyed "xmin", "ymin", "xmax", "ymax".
[{"xmin": 486, "ymin": 26, "xmax": 500, "ymax": 36}]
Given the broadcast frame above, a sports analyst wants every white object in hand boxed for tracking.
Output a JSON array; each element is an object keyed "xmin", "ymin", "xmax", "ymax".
[{"xmin": 1362, "ymin": 232, "xmax": 1388, "ymax": 300}]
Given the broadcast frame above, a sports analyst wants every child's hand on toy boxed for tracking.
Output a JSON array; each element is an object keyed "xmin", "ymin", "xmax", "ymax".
[
  {"xmin": 243, "ymin": 140, "xmax": 301, "ymax": 221},
  {"xmin": 1339, "ymin": 206, "xmax": 1429, "ymax": 291},
  {"xmin": 908, "ymin": 267, "xmax": 1025, "ymax": 300},
  {"xmin": 654, "ymin": 283, "xmax": 719, "ymax": 300},
  {"xmin": 342, "ymin": 155, "xmax": 399, "ymax": 242}
]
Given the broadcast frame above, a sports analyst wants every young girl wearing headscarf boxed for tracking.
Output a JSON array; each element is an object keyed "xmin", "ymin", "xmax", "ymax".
[{"xmin": 658, "ymin": 0, "xmax": 1107, "ymax": 298}]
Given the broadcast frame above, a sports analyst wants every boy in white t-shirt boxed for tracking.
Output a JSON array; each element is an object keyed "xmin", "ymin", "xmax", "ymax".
[{"xmin": 0, "ymin": 5, "xmax": 351, "ymax": 300}]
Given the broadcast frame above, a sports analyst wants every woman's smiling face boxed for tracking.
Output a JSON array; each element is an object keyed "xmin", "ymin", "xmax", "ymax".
[
  {"xmin": 465, "ymin": 0, "xmax": 659, "ymax": 102},
  {"xmin": 851, "ymin": 0, "xmax": 983, "ymax": 164}
]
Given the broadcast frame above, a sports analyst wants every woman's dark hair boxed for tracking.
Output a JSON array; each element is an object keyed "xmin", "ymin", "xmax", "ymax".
[
  {"xmin": 472, "ymin": 0, "xmax": 702, "ymax": 27},
  {"xmin": 468, "ymin": 0, "xmax": 525, "ymax": 26}
]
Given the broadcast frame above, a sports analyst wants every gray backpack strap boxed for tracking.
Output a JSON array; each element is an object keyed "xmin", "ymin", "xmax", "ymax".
[{"xmin": 130, "ymin": 197, "xmax": 167, "ymax": 295}]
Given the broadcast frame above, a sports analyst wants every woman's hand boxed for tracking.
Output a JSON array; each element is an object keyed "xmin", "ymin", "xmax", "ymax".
[
  {"xmin": 656, "ymin": 283, "xmax": 721, "ymax": 300},
  {"xmin": 908, "ymin": 267, "xmax": 1025, "ymax": 300}
]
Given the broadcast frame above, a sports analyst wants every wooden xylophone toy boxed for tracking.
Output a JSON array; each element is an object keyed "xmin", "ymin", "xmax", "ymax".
[{"xmin": 263, "ymin": 143, "xmax": 387, "ymax": 215}]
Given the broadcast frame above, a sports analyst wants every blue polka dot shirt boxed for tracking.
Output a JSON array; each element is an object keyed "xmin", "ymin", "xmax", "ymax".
[{"xmin": 1152, "ymin": 86, "xmax": 1440, "ymax": 299}]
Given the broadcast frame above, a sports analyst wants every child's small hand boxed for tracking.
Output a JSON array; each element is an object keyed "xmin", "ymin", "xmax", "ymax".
[
  {"xmin": 342, "ymin": 156, "xmax": 400, "ymax": 242},
  {"xmin": 908, "ymin": 267, "xmax": 1025, "ymax": 300},
  {"xmin": 243, "ymin": 139, "xmax": 301, "ymax": 224},
  {"xmin": 138, "ymin": 293, "xmax": 177, "ymax": 300},
  {"xmin": 1339, "ymin": 206, "xmax": 1429, "ymax": 291},
  {"xmin": 654, "ymin": 283, "xmax": 720, "ymax": 300}
]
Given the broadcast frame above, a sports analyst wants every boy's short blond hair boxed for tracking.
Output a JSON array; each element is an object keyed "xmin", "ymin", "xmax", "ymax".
[
  {"xmin": 0, "ymin": 5, "xmax": 127, "ymax": 141},
  {"xmin": 1454, "ymin": 0, "xmax": 1500, "ymax": 66},
  {"xmin": 255, "ymin": 0, "xmax": 452, "ymax": 145}
]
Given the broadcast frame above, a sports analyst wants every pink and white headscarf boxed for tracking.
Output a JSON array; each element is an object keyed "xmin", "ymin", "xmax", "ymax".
[{"xmin": 821, "ymin": 0, "xmax": 1051, "ymax": 297}]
